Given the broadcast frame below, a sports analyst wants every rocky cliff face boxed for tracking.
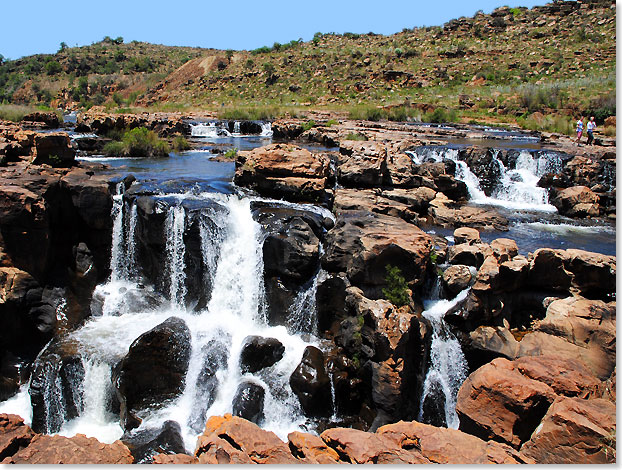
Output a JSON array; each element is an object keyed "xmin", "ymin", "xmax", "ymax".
[{"xmin": 0, "ymin": 121, "xmax": 114, "ymax": 400}]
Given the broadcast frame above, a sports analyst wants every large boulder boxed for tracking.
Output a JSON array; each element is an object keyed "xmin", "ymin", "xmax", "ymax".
[
  {"xmin": 21, "ymin": 112, "xmax": 60, "ymax": 129},
  {"xmin": 287, "ymin": 431, "xmax": 340, "ymax": 464},
  {"xmin": 520, "ymin": 397, "xmax": 616, "ymax": 464},
  {"xmin": 337, "ymin": 141, "xmax": 388, "ymax": 187},
  {"xmin": 290, "ymin": 346, "xmax": 333, "ymax": 418},
  {"xmin": 456, "ymin": 357, "xmax": 556, "ymax": 448},
  {"xmin": 239, "ymin": 336, "xmax": 284, "ymax": 373},
  {"xmin": 322, "ymin": 210, "xmax": 432, "ymax": 298},
  {"xmin": 31, "ymin": 133, "xmax": 75, "ymax": 166},
  {"xmin": 2, "ymin": 434, "xmax": 133, "ymax": 464},
  {"xmin": 377, "ymin": 420, "xmax": 532, "ymax": 464},
  {"xmin": 262, "ymin": 216, "xmax": 320, "ymax": 283},
  {"xmin": 532, "ymin": 296, "xmax": 616, "ymax": 379},
  {"xmin": 195, "ymin": 414, "xmax": 298, "ymax": 464},
  {"xmin": 234, "ymin": 143, "xmax": 333, "ymax": 204},
  {"xmin": 112, "ymin": 317, "xmax": 191, "ymax": 430},
  {"xmin": 29, "ymin": 339, "xmax": 85, "ymax": 434},
  {"xmin": 442, "ymin": 265, "xmax": 473, "ymax": 295},
  {"xmin": 320, "ymin": 427, "xmax": 429, "ymax": 464},
  {"xmin": 551, "ymin": 186, "xmax": 600, "ymax": 217}
]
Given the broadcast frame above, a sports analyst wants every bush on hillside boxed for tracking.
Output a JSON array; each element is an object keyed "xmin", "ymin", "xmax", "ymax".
[{"xmin": 382, "ymin": 265, "xmax": 410, "ymax": 307}]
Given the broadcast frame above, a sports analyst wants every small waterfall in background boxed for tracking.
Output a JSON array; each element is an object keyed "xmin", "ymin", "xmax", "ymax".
[
  {"xmin": 190, "ymin": 122, "xmax": 232, "ymax": 138},
  {"xmin": 233, "ymin": 121, "xmax": 241, "ymax": 135},
  {"xmin": 418, "ymin": 288, "xmax": 470, "ymax": 429},
  {"xmin": 411, "ymin": 147, "xmax": 558, "ymax": 212},
  {"xmin": 260, "ymin": 122, "xmax": 273, "ymax": 137}
]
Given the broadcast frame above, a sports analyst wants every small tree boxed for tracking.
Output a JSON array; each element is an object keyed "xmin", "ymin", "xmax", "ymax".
[
  {"xmin": 382, "ymin": 264, "xmax": 410, "ymax": 307},
  {"xmin": 225, "ymin": 49, "xmax": 234, "ymax": 64},
  {"xmin": 59, "ymin": 42, "xmax": 68, "ymax": 52}
]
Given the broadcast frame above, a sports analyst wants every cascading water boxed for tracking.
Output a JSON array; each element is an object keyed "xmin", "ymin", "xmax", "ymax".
[
  {"xmin": 233, "ymin": 121, "xmax": 241, "ymax": 135},
  {"xmin": 6, "ymin": 192, "xmax": 321, "ymax": 452},
  {"xmin": 165, "ymin": 204, "xmax": 187, "ymax": 308},
  {"xmin": 260, "ymin": 122, "xmax": 273, "ymax": 137},
  {"xmin": 411, "ymin": 147, "xmax": 558, "ymax": 212},
  {"xmin": 190, "ymin": 122, "xmax": 232, "ymax": 138},
  {"xmin": 418, "ymin": 288, "xmax": 470, "ymax": 429}
]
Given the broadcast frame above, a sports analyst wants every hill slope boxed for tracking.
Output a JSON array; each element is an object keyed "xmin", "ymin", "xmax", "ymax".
[{"xmin": 0, "ymin": 0, "xmax": 615, "ymax": 128}]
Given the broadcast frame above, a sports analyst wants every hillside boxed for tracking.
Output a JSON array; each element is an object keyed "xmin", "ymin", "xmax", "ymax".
[
  {"xmin": 0, "ymin": 38, "xmax": 207, "ymax": 108},
  {"xmin": 0, "ymin": 0, "xmax": 615, "ymax": 130}
]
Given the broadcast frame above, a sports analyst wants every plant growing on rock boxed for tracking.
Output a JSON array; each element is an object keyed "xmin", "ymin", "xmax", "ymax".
[
  {"xmin": 382, "ymin": 264, "xmax": 411, "ymax": 307},
  {"xmin": 223, "ymin": 147, "xmax": 238, "ymax": 160},
  {"xmin": 172, "ymin": 135, "xmax": 190, "ymax": 152}
]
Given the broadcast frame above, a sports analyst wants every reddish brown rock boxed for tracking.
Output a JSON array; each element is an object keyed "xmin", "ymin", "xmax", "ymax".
[
  {"xmin": 152, "ymin": 453, "xmax": 199, "ymax": 464},
  {"xmin": 320, "ymin": 427, "xmax": 428, "ymax": 464},
  {"xmin": 195, "ymin": 414, "xmax": 298, "ymax": 464},
  {"xmin": 234, "ymin": 143, "xmax": 332, "ymax": 203},
  {"xmin": 1, "ymin": 434, "xmax": 133, "ymax": 464},
  {"xmin": 514, "ymin": 355, "xmax": 601, "ymax": 397},
  {"xmin": 337, "ymin": 141, "xmax": 388, "ymax": 188},
  {"xmin": 490, "ymin": 238, "xmax": 518, "ymax": 262},
  {"xmin": 520, "ymin": 397, "xmax": 616, "ymax": 464},
  {"xmin": 517, "ymin": 331, "xmax": 611, "ymax": 380},
  {"xmin": 442, "ymin": 265, "xmax": 473, "ymax": 295},
  {"xmin": 551, "ymin": 186, "xmax": 600, "ymax": 217},
  {"xmin": 378, "ymin": 420, "xmax": 532, "ymax": 464},
  {"xmin": 32, "ymin": 132, "xmax": 75, "ymax": 165},
  {"xmin": 456, "ymin": 357, "xmax": 556, "ymax": 448},
  {"xmin": 0, "ymin": 414, "xmax": 34, "ymax": 461},
  {"xmin": 453, "ymin": 227, "xmax": 481, "ymax": 245},
  {"xmin": 287, "ymin": 431, "xmax": 340, "ymax": 464},
  {"xmin": 533, "ymin": 296, "xmax": 616, "ymax": 379},
  {"xmin": 429, "ymin": 193, "xmax": 508, "ymax": 230}
]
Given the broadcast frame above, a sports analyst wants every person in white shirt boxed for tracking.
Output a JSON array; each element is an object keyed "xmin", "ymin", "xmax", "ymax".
[{"xmin": 586, "ymin": 116, "xmax": 596, "ymax": 145}]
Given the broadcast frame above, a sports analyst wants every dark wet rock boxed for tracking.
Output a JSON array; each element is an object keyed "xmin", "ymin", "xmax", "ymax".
[
  {"xmin": 232, "ymin": 381, "xmax": 265, "ymax": 425},
  {"xmin": 21, "ymin": 112, "xmax": 60, "ymax": 129},
  {"xmin": 290, "ymin": 346, "xmax": 333, "ymax": 418},
  {"xmin": 189, "ymin": 337, "xmax": 230, "ymax": 433},
  {"xmin": 113, "ymin": 317, "xmax": 191, "ymax": 430},
  {"xmin": 262, "ymin": 217, "xmax": 320, "ymax": 284},
  {"xmin": 121, "ymin": 420, "xmax": 187, "ymax": 464},
  {"xmin": 316, "ymin": 274, "xmax": 350, "ymax": 335},
  {"xmin": 29, "ymin": 339, "xmax": 84, "ymax": 434},
  {"xmin": 239, "ymin": 336, "xmax": 285, "ymax": 373},
  {"xmin": 459, "ymin": 147, "xmax": 504, "ymax": 196}
]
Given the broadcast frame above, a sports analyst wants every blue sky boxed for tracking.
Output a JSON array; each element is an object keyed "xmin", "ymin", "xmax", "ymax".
[{"xmin": 1, "ymin": 0, "xmax": 553, "ymax": 60}]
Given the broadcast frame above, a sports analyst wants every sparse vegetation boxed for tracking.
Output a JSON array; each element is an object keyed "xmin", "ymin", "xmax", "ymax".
[
  {"xmin": 223, "ymin": 147, "xmax": 238, "ymax": 160},
  {"xmin": 382, "ymin": 264, "xmax": 410, "ymax": 307},
  {"xmin": 103, "ymin": 127, "xmax": 170, "ymax": 158},
  {"xmin": 344, "ymin": 132, "xmax": 368, "ymax": 141}
]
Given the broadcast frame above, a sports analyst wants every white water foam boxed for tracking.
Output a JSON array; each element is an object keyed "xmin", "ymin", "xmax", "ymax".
[
  {"xmin": 26, "ymin": 192, "xmax": 319, "ymax": 452},
  {"xmin": 418, "ymin": 288, "xmax": 470, "ymax": 429}
]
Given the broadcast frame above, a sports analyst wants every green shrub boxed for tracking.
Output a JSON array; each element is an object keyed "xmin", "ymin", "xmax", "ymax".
[
  {"xmin": 382, "ymin": 264, "xmax": 410, "ymax": 307},
  {"xmin": 223, "ymin": 148, "xmax": 238, "ymax": 160},
  {"xmin": 45, "ymin": 61, "xmax": 62, "ymax": 75},
  {"xmin": 348, "ymin": 105, "xmax": 386, "ymax": 121},
  {"xmin": 325, "ymin": 119, "xmax": 339, "ymax": 127},
  {"xmin": 301, "ymin": 120, "xmax": 316, "ymax": 131},
  {"xmin": 172, "ymin": 135, "xmax": 190, "ymax": 152},
  {"xmin": 104, "ymin": 127, "xmax": 170, "ymax": 158}
]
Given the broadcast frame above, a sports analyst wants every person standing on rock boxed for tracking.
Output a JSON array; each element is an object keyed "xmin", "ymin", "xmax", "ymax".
[
  {"xmin": 575, "ymin": 116, "xmax": 584, "ymax": 143},
  {"xmin": 586, "ymin": 116, "xmax": 596, "ymax": 145}
]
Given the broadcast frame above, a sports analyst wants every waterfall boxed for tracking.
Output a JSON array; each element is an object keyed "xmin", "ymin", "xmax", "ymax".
[
  {"xmin": 418, "ymin": 288, "xmax": 470, "ymax": 429},
  {"xmin": 233, "ymin": 121, "xmax": 241, "ymax": 135},
  {"xmin": 287, "ymin": 269, "xmax": 326, "ymax": 336},
  {"xmin": 411, "ymin": 146, "xmax": 558, "ymax": 212},
  {"xmin": 260, "ymin": 122, "xmax": 273, "ymax": 137},
  {"xmin": 165, "ymin": 204, "xmax": 187, "ymax": 308},
  {"xmin": 109, "ymin": 184, "xmax": 125, "ymax": 282},
  {"xmin": 190, "ymin": 122, "xmax": 232, "ymax": 138}
]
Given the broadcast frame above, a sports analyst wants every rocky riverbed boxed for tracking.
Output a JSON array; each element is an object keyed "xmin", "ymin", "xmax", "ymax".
[{"xmin": 0, "ymin": 113, "xmax": 616, "ymax": 464}]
